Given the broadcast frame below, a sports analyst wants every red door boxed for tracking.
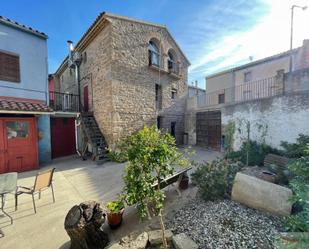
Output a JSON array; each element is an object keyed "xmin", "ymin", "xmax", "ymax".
[
  {"xmin": 83, "ymin": 85, "xmax": 89, "ymax": 112},
  {"xmin": 0, "ymin": 117, "xmax": 38, "ymax": 173},
  {"xmin": 51, "ymin": 118, "xmax": 76, "ymax": 158}
]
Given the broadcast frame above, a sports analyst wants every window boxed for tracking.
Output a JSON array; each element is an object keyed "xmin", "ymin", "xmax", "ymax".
[
  {"xmin": 170, "ymin": 122, "xmax": 176, "ymax": 138},
  {"xmin": 148, "ymin": 40, "xmax": 160, "ymax": 67},
  {"xmin": 0, "ymin": 51, "xmax": 20, "ymax": 82},
  {"xmin": 171, "ymin": 89, "xmax": 177, "ymax": 100},
  {"xmin": 157, "ymin": 116, "xmax": 161, "ymax": 129},
  {"xmin": 83, "ymin": 52, "xmax": 87, "ymax": 64},
  {"xmin": 244, "ymin": 71, "xmax": 252, "ymax": 82},
  {"xmin": 6, "ymin": 121, "xmax": 29, "ymax": 139},
  {"xmin": 218, "ymin": 93, "xmax": 225, "ymax": 104},
  {"xmin": 167, "ymin": 50, "xmax": 178, "ymax": 74},
  {"xmin": 155, "ymin": 84, "xmax": 162, "ymax": 110}
]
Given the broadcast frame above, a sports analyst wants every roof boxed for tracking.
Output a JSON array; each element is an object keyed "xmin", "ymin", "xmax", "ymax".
[
  {"xmin": 206, "ymin": 47, "xmax": 299, "ymax": 79},
  {"xmin": 0, "ymin": 99, "xmax": 53, "ymax": 113},
  {"xmin": 55, "ymin": 12, "xmax": 190, "ymax": 74},
  {"xmin": 0, "ymin": 16, "xmax": 48, "ymax": 39},
  {"xmin": 188, "ymin": 85, "xmax": 205, "ymax": 91}
]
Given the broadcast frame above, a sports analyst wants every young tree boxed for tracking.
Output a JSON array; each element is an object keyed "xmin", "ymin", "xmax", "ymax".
[{"xmin": 123, "ymin": 126, "xmax": 189, "ymax": 249}]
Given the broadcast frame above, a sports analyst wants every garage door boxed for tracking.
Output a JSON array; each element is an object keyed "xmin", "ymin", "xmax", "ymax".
[
  {"xmin": 51, "ymin": 117, "xmax": 76, "ymax": 158},
  {"xmin": 0, "ymin": 117, "xmax": 38, "ymax": 173},
  {"xmin": 196, "ymin": 111, "xmax": 221, "ymax": 150}
]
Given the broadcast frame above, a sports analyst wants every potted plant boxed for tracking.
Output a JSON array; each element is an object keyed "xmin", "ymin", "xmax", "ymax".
[
  {"xmin": 106, "ymin": 200, "xmax": 125, "ymax": 229},
  {"xmin": 179, "ymin": 173, "xmax": 189, "ymax": 189}
]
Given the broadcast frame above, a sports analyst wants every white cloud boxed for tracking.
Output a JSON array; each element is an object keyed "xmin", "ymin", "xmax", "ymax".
[{"xmin": 188, "ymin": 0, "xmax": 309, "ymax": 84}]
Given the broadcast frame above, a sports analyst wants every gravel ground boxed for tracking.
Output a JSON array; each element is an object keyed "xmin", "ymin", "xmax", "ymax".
[{"xmin": 166, "ymin": 198, "xmax": 284, "ymax": 249}]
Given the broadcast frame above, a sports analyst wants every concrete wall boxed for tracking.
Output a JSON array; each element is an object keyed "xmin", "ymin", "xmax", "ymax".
[
  {"xmin": 0, "ymin": 23, "xmax": 48, "ymax": 101},
  {"xmin": 221, "ymin": 92, "xmax": 309, "ymax": 150}
]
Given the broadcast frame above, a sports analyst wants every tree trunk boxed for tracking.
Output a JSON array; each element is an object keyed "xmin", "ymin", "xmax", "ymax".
[{"xmin": 64, "ymin": 201, "xmax": 109, "ymax": 249}]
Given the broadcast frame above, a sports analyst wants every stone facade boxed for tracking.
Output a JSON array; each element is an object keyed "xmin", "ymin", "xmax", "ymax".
[{"xmin": 55, "ymin": 13, "xmax": 190, "ymax": 147}]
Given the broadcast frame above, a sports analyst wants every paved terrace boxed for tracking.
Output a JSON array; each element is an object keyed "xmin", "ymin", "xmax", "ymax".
[{"xmin": 0, "ymin": 146, "xmax": 221, "ymax": 249}]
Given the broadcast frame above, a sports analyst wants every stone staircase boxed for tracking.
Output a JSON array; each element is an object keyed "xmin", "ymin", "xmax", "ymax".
[{"xmin": 80, "ymin": 112, "xmax": 108, "ymax": 164}]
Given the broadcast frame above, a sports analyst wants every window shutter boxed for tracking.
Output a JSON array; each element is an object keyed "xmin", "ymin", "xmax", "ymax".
[{"xmin": 0, "ymin": 51, "xmax": 20, "ymax": 82}]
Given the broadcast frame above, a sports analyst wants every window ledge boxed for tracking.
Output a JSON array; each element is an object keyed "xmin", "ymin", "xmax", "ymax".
[{"xmin": 149, "ymin": 65, "xmax": 181, "ymax": 79}]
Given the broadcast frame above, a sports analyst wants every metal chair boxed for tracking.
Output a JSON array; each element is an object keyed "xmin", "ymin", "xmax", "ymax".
[
  {"xmin": 0, "ymin": 172, "xmax": 18, "ymax": 224},
  {"xmin": 15, "ymin": 168, "xmax": 55, "ymax": 214}
]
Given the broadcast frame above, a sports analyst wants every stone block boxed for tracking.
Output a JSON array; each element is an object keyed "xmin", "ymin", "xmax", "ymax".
[
  {"xmin": 130, "ymin": 232, "xmax": 148, "ymax": 249},
  {"xmin": 148, "ymin": 229, "xmax": 173, "ymax": 245},
  {"xmin": 232, "ymin": 172, "xmax": 293, "ymax": 216},
  {"xmin": 172, "ymin": 233, "xmax": 198, "ymax": 249}
]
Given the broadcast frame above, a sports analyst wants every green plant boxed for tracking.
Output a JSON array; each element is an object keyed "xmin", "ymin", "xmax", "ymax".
[
  {"xmin": 280, "ymin": 134, "xmax": 309, "ymax": 158},
  {"xmin": 285, "ymin": 147, "xmax": 309, "ymax": 232},
  {"xmin": 191, "ymin": 159, "xmax": 244, "ymax": 201},
  {"xmin": 223, "ymin": 121, "xmax": 235, "ymax": 153},
  {"xmin": 107, "ymin": 149, "xmax": 128, "ymax": 163},
  {"xmin": 226, "ymin": 140, "xmax": 278, "ymax": 166},
  {"xmin": 123, "ymin": 125, "xmax": 189, "ymax": 249},
  {"xmin": 106, "ymin": 200, "xmax": 125, "ymax": 213}
]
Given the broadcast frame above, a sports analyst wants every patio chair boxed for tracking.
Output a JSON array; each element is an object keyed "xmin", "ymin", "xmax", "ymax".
[
  {"xmin": 0, "ymin": 172, "xmax": 18, "ymax": 224},
  {"xmin": 15, "ymin": 168, "xmax": 55, "ymax": 214}
]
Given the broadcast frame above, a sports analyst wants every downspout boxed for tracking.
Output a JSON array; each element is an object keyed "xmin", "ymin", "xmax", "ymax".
[{"xmin": 75, "ymin": 113, "xmax": 82, "ymax": 157}]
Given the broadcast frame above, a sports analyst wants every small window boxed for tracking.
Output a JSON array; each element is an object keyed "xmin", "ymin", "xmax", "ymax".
[
  {"xmin": 171, "ymin": 89, "xmax": 177, "ymax": 100},
  {"xmin": 170, "ymin": 122, "xmax": 176, "ymax": 138},
  {"xmin": 244, "ymin": 71, "xmax": 252, "ymax": 82},
  {"xmin": 83, "ymin": 52, "xmax": 87, "ymax": 64},
  {"xmin": 6, "ymin": 121, "xmax": 29, "ymax": 139},
  {"xmin": 157, "ymin": 116, "xmax": 161, "ymax": 129},
  {"xmin": 218, "ymin": 93, "xmax": 225, "ymax": 104},
  {"xmin": 0, "ymin": 51, "xmax": 20, "ymax": 82}
]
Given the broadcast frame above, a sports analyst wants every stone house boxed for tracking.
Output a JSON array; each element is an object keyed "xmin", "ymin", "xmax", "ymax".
[{"xmin": 54, "ymin": 12, "xmax": 190, "ymax": 158}]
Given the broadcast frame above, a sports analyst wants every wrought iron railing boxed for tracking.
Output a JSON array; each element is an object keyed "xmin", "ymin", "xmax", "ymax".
[
  {"xmin": 49, "ymin": 91, "xmax": 79, "ymax": 112},
  {"xmin": 195, "ymin": 76, "xmax": 282, "ymax": 108},
  {"xmin": 168, "ymin": 59, "xmax": 179, "ymax": 75}
]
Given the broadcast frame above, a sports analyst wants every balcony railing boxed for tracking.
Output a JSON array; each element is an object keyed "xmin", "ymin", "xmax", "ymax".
[
  {"xmin": 49, "ymin": 91, "xmax": 79, "ymax": 112},
  {"xmin": 192, "ymin": 76, "xmax": 283, "ymax": 108}
]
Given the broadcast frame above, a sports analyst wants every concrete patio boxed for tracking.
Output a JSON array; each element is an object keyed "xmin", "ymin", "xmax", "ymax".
[{"xmin": 0, "ymin": 146, "xmax": 221, "ymax": 249}]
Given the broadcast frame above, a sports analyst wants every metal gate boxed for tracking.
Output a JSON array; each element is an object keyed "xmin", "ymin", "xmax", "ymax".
[{"xmin": 196, "ymin": 111, "xmax": 221, "ymax": 150}]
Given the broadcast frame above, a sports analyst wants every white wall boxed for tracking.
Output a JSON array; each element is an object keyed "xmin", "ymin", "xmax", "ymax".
[
  {"xmin": 0, "ymin": 23, "xmax": 48, "ymax": 101},
  {"xmin": 222, "ymin": 92, "xmax": 309, "ymax": 150}
]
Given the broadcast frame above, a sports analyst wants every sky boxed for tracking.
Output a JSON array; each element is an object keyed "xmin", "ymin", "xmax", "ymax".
[{"xmin": 2, "ymin": 0, "xmax": 309, "ymax": 89}]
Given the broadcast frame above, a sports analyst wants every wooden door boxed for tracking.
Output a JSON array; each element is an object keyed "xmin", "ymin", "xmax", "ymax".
[
  {"xmin": 196, "ymin": 111, "xmax": 221, "ymax": 150},
  {"xmin": 0, "ymin": 117, "xmax": 38, "ymax": 173},
  {"xmin": 0, "ymin": 120, "xmax": 7, "ymax": 173},
  {"xmin": 51, "ymin": 117, "xmax": 76, "ymax": 159},
  {"xmin": 83, "ymin": 85, "xmax": 89, "ymax": 112}
]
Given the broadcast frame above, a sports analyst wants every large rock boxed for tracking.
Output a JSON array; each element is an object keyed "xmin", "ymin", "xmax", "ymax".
[
  {"xmin": 172, "ymin": 233, "xmax": 198, "ymax": 249},
  {"xmin": 148, "ymin": 229, "xmax": 173, "ymax": 245},
  {"xmin": 232, "ymin": 172, "xmax": 293, "ymax": 216}
]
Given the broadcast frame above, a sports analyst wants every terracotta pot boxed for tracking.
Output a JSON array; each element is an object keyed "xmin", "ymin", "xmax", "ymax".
[
  {"xmin": 107, "ymin": 209, "xmax": 124, "ymax": 229},
  {"xmin": 179, "ymin": 175, "xmax": 189, "ymax": 190}
]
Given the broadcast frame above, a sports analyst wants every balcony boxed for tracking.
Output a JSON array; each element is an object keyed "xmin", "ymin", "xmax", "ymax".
[{"xmin": 49, "ymin": 91, "xmax": 79, "ymax": 112}]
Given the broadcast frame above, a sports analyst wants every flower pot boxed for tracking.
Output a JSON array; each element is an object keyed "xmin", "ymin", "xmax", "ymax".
[
  {"xmin": 179, "ymin": 175, "xmax": 189, "ymax": 190},
  {"xmin": 107, "ymin": 209, "xmax": 124, "ymax": 229}
]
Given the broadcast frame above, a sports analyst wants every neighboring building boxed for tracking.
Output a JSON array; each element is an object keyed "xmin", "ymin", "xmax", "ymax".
[
  {"xmin": 186, "ymin": 40, "xmax": 309, "ymax": 150},
  {"xmin": 54, "ymin": 12, "xmax": 190, "ymax": 161},
  {"xmin": 0, "ymin": 16, "xmax": 51, "ymax": 173},
  {"xmin": 204, "ymin": 39, "xmax": 309, "ymax": 105},
  {"xmin": 188, "ymin": 85, "xmax": 205, "ymax": 97}
]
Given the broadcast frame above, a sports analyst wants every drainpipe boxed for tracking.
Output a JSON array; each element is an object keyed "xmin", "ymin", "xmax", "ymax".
[{"xmin": 75, "ymin": 113, "xmax": 82, "ymax": 157}]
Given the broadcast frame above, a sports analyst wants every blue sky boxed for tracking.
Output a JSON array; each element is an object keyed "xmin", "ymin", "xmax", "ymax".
[{"xmin": 2, "ymin": 0, "xmax": 309, "ymax": 88}]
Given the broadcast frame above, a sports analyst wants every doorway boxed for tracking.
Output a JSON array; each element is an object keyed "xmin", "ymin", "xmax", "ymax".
[{"xmin": 0, "ymin": 117, "xmax": 38, "ymax": 173}]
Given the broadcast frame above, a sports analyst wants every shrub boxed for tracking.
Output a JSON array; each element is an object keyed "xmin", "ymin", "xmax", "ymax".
[
  {"xmin": 107, "ymin": 149, "xmax": 128, "ymax": 163},
  {"xmin": 191, "ymin": 159, "xmax": 244, "ymax": 201},
  {"xmin": 225, "ymin": 140, "xmax": 278, "ymax": 166},
  {"xmin": 280, "ymin": 134, "xmax": 309, "ymax": 158},
  {"xmin": 285, "ymin": 147, "xmax": 309, "ymax": 232}
]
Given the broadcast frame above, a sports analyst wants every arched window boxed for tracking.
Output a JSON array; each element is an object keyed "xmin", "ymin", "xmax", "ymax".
[
  {"xmin": 167, "ymin": 49, "xmax": 178, "ymax": 74},
  {"xmin": 148, "ymin": 40, "xmax": 160, "ymax": 67}
]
